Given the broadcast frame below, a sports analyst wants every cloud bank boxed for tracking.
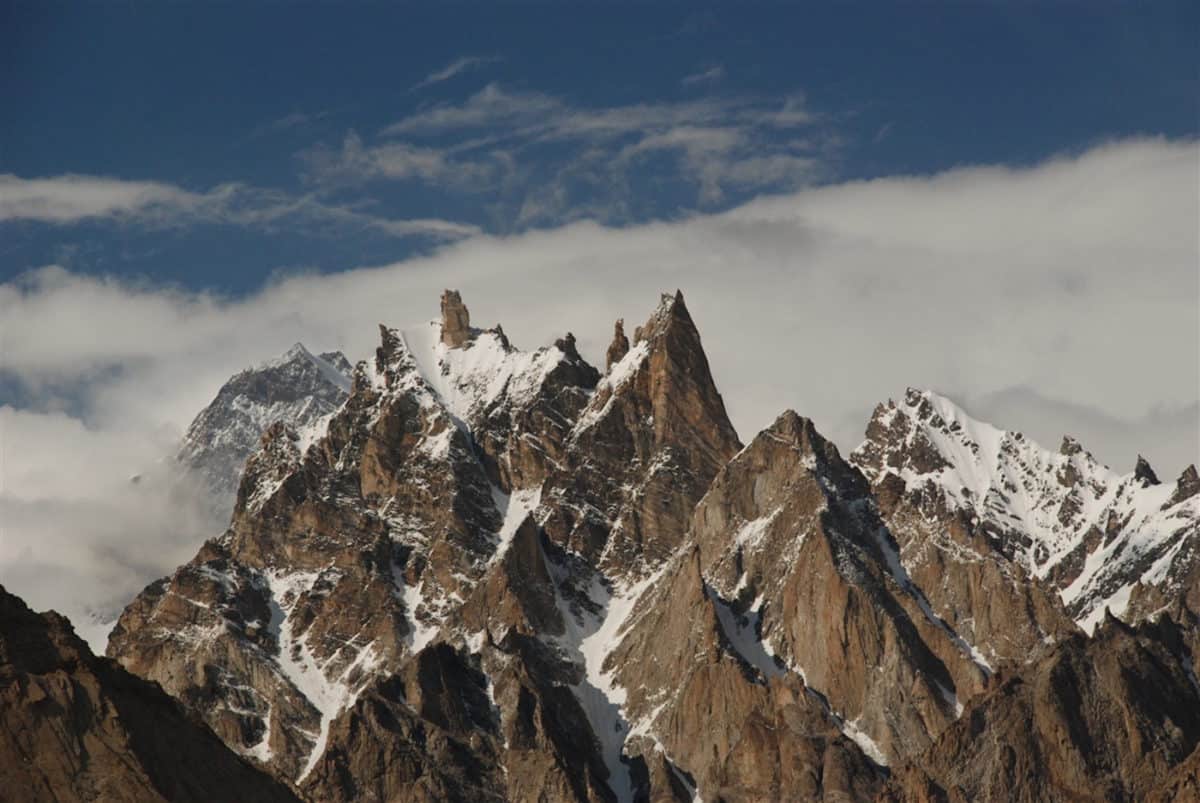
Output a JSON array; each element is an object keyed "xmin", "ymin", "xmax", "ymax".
[{"xmin": 2, "ymin": 137, "xmax": 1196, "ymax": 646}]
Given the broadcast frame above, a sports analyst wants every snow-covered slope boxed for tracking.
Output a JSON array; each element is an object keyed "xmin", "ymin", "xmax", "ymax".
[
  {"xmin": 852, "ymin": 388, "xmax": 1198, "ymax": 632},
  {"xmin": 177, "ymin": 343, "xmax": 353, "ymax": 517},
  {"xmin": 403, "ymin": 320, "xmax": 577, "ymax": 429}
]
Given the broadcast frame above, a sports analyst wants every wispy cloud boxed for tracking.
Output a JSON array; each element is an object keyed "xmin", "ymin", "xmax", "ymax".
[
  {"xmin": 299, "ymin": 131, "xmax": 499, "ymax": 189},
  {"xmin": 0, "ymin": 173, "xmax": 477, "ymax": 241},
  {"xmin": 249, "ymin": 110, "xmax": 330, "ymax": 139},
  {"xmin": 362, "ymin": 83, "xmax": 827, "ymax": 221},
  {"xmin": 682, "ymin": 64, "xmax": 725, "ymax": 86},
  {"xmin": 411, "ymin": 55, "xmax": 498, "ymax": 91}
]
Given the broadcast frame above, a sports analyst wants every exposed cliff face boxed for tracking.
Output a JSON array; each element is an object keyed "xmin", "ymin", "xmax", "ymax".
[
  {"xmin": 94, "ymin": 291, "xmax": 1200, "ymax": 802},
  {"xmin": 679, "ymin": 411, "xmax": 990, "ymax": 767},
  {"xmin": 880, "ymin": 613, "xmax": 1200, "ymax": 803},
  {"xmin": 539, "ymin": 291, "xmax": 742, "ymax": 576},
  {"xmin": 0, "ymin": 585, "xmax": 299, "ymax": 803},
  {"xmin": 603, "ymin": 546, "xmax": 886, "ymax": 801}
]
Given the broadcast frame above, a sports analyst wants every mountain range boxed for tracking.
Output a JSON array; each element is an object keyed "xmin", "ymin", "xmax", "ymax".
[{"xmin": 2, "ymin": 289, "xmax": 1196, "ymax": 802}]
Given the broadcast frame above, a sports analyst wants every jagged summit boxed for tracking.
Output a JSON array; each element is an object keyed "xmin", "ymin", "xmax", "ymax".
[
  {"xmin": 852, "ymin": 387, "xmax": 1199, "ymax": 634},
  {"xmin": 1135, "ymin": 454, "xmax": 1161, "ymax": 485}
]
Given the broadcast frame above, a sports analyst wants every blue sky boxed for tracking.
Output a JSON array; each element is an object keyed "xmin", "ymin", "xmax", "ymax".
[{"xmin": 3, "ymin": 4, "xmax": 1196, "ymax": 293}]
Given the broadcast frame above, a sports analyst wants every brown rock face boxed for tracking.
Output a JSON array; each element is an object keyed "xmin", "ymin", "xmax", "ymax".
[
  {"xmin": 0, "ymin": 585, "xmax": 299, "ymax": 803},
  {"xmin": 300, "ymin": 643, "xmax": 506, "ymax": 803},
  {"xmin": 440, "ymin": 288, "xmax": 472, "ymax": 347},
  {"xmin": 686, "ymin": 411, "xmax": 989, "ymax": 766},
  {"xmin": 880, "ymin": 613, "xmax": 1200, "ymax": 802},
  {"xmin": 1146, "ymin": 744, "xmax": 1200, "ymax": 802},
  {"xmin": 605, "ymin": 548, "xmax": 885, "ymax": 801}
]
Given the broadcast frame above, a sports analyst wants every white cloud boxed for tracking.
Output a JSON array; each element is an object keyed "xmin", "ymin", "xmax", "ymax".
[
  {"xmin": 2, "ymin": 137, "xmax": 1196, "ymax": 639},
  {"xmin": 682, "ymin": 65, "xmax": 725, "ymax": 87},
  {"xmin": 0, "ymin": 406, "xmax": 224, "ymax": 647},
  {"xmin": 0, "ymin": 173, "xmax": 476, "ymax": 241},
  {"xmin": 411, "ymin": 55, "xmax": 498, "ymax": 91}
]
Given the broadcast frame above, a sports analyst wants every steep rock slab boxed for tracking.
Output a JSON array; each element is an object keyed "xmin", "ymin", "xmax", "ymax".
[
  {"xmin": 541, "ymin": 291, "xmax": 742, "ymax": 576},
  {"xmin": 300, "ymin": 643, "xmax": 507, "ymax": 803},
  {"xmin": 688, "ymin": 411, "xmax": 992, "ymax": 765},
  {"xmin": 879, "ymin": 613, "xmax": 1200, "ymax": 802},
  {"xmin": 605, "ymin": 547, "xmax": 885, "ymax": 802},
  {"xmin": 0, "ymin": 585, "xmax": 299, "ymax": 803}
]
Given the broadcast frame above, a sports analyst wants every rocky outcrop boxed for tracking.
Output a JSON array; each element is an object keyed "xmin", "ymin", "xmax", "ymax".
[
  {"xmin": 440, "ymin": 289, "xmax": 472, "ymax": 347},
  {"xmin": 1135, "ymin": 455, "xmax": 1161, "ymax": 486},
  {"xmin": 606, "ymin": 319, "xmax": 629, "ymax": 371},
  {"xmin": 0, "ymin": 585, "xmax": 299, "ymax": 803},
  {"xmin": 880, "ymin": 613, "xmax": 1200, "ymax": 802},
  {"xmin": 300, "ymin": 643, "xmax": 506, "ymax": 803},
  {"xmin": 1146, "ymin": 743, "xmax": 1200, "ymax": 802}
]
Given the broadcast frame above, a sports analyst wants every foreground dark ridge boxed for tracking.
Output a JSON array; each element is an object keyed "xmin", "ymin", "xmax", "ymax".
[
  {"xmin": 4, "ymin": 290, "xmax": 1195, "ymax": 802},
  {"xmin": 0, "ymin": 584, "xmax": 300, "ymax": 803}
]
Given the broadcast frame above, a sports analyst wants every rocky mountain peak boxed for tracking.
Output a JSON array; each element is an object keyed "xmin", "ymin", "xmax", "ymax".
[
  {"xmin": 1170, "ymin": 464, "xmax": 1200, "ymax": 506},
  {"xmin": 544, "ymin": 289, "xmax": 741, "ymax": 572},
  {"xmin": 1060, "ymin": 434, "xmax": 1085, "ymax": 456},
  {"xmin": 1135, "ymin": 454, "xmax": 1162, "ymax": 485},
  {"xmin": 631, "ymin": 289, "xmax": 689, "ymax": 345},
  {"xmin": 440, "ymin": 288, "xmax": 472, "ymax": 347}
]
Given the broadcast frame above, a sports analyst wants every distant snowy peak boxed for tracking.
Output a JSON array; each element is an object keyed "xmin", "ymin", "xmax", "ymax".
[
  {"xmin": 177, "ymin": 342, "xmax": 354, "ymax": 516},
  {"xmin": 852, "ymin": 387, "xmax": 1198, "ymax": 630}
]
